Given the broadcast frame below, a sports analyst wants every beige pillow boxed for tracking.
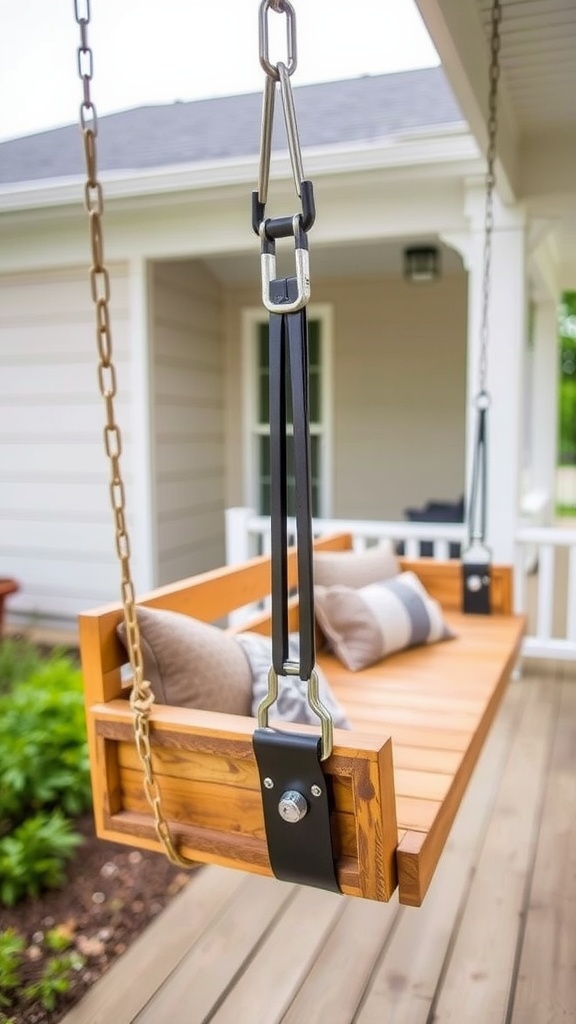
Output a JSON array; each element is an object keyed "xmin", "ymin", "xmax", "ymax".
[
  {"xmin": 117, "ymin": 606, "xmax": 252, "ymax": 715},
  {"xmin": 314, "ymin": 572, "xmax": 455, "ymax": 672},
  {"xmin": 313, "ymin": 542, "xmax": 399, "ymax": 589}
]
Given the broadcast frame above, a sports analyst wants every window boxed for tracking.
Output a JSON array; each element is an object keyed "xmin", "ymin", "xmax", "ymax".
[{"xmin": 243, "ymin": 305, "xmax": 332, "ymax": 518}]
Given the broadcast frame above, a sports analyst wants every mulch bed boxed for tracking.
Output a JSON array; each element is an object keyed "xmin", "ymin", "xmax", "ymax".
[{"xmin": 1, "ymin": 815, "xmax": 194, "ymax": 1024}]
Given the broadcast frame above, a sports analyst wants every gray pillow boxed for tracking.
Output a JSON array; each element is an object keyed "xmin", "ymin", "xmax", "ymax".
[
  {"xmin": 117, "ymin": 605, "xmax": 253, "ymax": 715},
  {"xmin": 235, "ymin": 631, "xmax": 351, "ymax": 729},
  {"xmin": 313, "ymin": 542, "xmax": 399, "ymax": 589},
  {"xmin": 314, "ymin": 571, "xmax": 455, "ymax": 672}
]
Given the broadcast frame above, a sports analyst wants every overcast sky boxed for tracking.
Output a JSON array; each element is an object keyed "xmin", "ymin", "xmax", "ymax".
[{"xmin": 0, "ymin": 0, "xmax": 438, "ymax": 141}]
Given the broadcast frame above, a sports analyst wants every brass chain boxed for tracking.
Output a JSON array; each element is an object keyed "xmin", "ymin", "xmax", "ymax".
[
  {"xmin": 74, "ymin": 0, "xmax": 195, "ymax": 870},
  {"xmin": 478, "ymin": 0, "xmax": 502, "ymax": 399}
]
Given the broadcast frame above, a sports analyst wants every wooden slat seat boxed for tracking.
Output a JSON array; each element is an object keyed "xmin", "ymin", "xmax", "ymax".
[{"xmin": 79, "ymin": 532, "xmax": 524, "ymax": 907}]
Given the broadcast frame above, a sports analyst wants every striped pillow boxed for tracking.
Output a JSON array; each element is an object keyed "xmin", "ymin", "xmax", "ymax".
[{"xmin": 314, "ymin": 572, "xmax": 455, "ymax": 672}]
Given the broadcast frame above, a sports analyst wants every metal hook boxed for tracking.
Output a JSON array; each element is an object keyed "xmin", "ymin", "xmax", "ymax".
[
  {"xmin": 259, "ymin": 0, "xmax": 297, "ymax": 81},
  {"xmin": 257, "ymin": 665, "xmax": 334, "ymax": 761}
]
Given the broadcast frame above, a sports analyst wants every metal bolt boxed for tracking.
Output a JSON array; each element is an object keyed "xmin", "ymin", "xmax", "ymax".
[
  {"xmin": 264, "ymin": 777, "xmax": 274, "ymax": 789},
  {"xmin": 278, "ymin": 790, "xmax": 308, "ymax": 823},
  {"xmin": 467, "ymin": 574, "xmax": 482, "ymax": 593},
  {"xmin": 311, "ymin": 785, "xmax": 322, "ymax": 798}
]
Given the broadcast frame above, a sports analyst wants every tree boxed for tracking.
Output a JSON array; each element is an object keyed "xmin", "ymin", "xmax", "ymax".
[{"xmin": 558, "ymin": 292, "xmax": 576, "ymax": 464}]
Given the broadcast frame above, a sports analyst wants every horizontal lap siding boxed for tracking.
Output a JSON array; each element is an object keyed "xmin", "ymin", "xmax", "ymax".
[
  {"xmin": 0, "ymin": 265, "xmax": 130, "ymax": 627},
  {"xmin": 152, "ymin": 261, "xmax": 225, "ymax": 585}
]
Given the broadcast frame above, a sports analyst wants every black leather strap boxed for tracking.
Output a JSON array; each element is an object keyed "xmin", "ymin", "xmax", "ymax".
[
  {"xmin": 463, "ymin": 400, "xmax": 492, "ymax": 615},
  {"xmin": 462, "ymin": 562, "xmax": 492, "ymax": 614},
  {"xmin": 467, "ymin": 403, "xmax": 488, "ymax": 546},
  {"xmin": 269, "ymin": 281, "xmax": 315, "ymax": 679},
  {"xmin": 253, "ymin": 728, "xmax": 340, "ymax": 893}
]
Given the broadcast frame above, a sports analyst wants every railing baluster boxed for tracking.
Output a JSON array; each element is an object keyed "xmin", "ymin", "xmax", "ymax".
[
  {"xmin": 567, "ymin": 544, "xmax": 576, "ymax": 644},
  {"xmin": 536, "ymin": 544, "xmax": 555, "ymax": 640},
  {"xmin": 434, "ymin": 539, "xmax": 450, "ymax": 560},
  {"xmin": 227, "ymin": 511, "xmax": 576, "ymax": 664}
]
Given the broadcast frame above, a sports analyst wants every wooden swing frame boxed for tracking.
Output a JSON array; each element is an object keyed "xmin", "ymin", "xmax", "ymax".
[{"xmin": 79, "ymin": 531, "xmax": 524, "ymax": 907}]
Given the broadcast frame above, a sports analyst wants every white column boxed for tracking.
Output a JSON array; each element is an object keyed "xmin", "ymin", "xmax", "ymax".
[
  {"xmin": 464, "ymin": 186, "xmax": 528, "ymax": 563},
  {"xmin": 530, "ymin": 299, "xmax": 558, "ymax": 521},
  {"xmin": 128, "ymin": 257, "xmax": 156, "ymax": 590}
]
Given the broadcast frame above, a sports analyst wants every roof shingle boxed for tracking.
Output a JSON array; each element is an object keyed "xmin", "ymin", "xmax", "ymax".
[{"xmin": 0, "ymin": 67, "xmax": 463, "ymax": 186}]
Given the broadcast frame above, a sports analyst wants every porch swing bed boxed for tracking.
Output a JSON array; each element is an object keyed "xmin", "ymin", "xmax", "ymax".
[
  {"xmin": 79, "ymin": 533, "xmax": 524, "ymax": 908},
  {"xmin": 75, "ymin": 0, "xmax": 524, "ymax": 910}
]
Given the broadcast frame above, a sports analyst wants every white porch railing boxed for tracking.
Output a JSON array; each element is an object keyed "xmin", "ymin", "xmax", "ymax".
[
  {"xmin": 515, "ymin": 526, "xmax": 576, "ymax": 661},
  {"xmin": 225, "ymin": 507, "xmax": 576, "ymax": 663}
]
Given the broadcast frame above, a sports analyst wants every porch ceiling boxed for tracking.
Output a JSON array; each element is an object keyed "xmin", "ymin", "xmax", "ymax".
[
  {"xmin": 474, "ymin": 0, "xmax": 576, "ymax": 136},
  {"xmin": 415, "ymin": 0, "xmax": 576, "ymax": 287},
  {"xmin": 415, "ymin": 0, "xmax": 576, "ymax": 198}
]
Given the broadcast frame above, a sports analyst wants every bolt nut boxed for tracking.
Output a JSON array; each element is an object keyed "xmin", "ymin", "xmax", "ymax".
[
  {"xmin": 311, "ymin": 785, "xmax": 322, "ymax": 798},
  {"xmin": 278, "ymin": 790, "xmax": 308, "ymax": 823},
  {"xmin": 263, "ymin": 777, "xmax": 274, "ymax": 789}
]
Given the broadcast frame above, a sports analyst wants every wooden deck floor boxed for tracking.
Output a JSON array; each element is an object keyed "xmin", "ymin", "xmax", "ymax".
[{"xmin": 62, "ymin": 662, "xmax": 576, "ymax": 1024}]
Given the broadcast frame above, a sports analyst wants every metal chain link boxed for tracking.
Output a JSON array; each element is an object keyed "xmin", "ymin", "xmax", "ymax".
[
  {"xmin": 477, "ymin": 0, "xmax": 502, "ymax": 399},
  {"xmin": 74, "ymin": 0, "xmax": 195, "ymax": 870}
]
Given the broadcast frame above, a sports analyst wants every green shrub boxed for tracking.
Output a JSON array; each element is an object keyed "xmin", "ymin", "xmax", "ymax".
[
  {"xmin": 0, "ymin": 926, "xmax": 85, "ymax": 1014},
  {"xmin": 0, "ymin": 929, "xmax": 24, "ymax": 1008},
  {"xmin": 22, "ymin": 951, "xmax": 85, "ymax": 1012},
  {"xmin": 0, "ymin": 638, "xmax": 44, "ymax": 696},
  {"xmin": 0, "ymin": 651, "xmax": 91, "ymax": 832},
  {"xmin": 0, "ymin": 644, "xmax": 90, "ymax": 906},
  {"xmin": 0, "ymin": 812, "xmax": 83, "ymax": 906}
]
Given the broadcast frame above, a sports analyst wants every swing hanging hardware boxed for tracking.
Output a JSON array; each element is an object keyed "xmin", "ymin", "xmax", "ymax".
[
  {"xmin": 252, "ymin": 727, "xmax": 340, "ymax": 893},
  {"xmin": 259, "ymin": 215, "xmax": 310, "ymax": 314},
  {"xmin": 253, "ymin": 0, "xmax": 315, "ymax": 238},
  {"xmin": 74, "ymin": 0, "xmax": 196, "ymax": 871},
  {"xmin": 257, "ymin": 664, "xmax": 334, "ymax": 763},
  {"xmin": 252, "ymin": 1, "xmax": 338, "ymax": 893},
  {"xmin": 463, "ymin": 0, "xmax": 502, "ymax": 617}
]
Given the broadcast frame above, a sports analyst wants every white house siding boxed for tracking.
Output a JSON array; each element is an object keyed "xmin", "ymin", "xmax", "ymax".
[
  {"xmin": 151, "ymin": 260, "xmax": 226, "ymax": 586},
  {"xmin": 225, "ymin": 271, "xmax": 467, "ymax": 520},
  {"xmin": 0, "ymin": 265, "xmax": 131, "ymax": 630}
]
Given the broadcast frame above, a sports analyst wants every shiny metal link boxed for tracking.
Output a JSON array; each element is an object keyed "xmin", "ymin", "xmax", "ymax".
[
  {"xmin": 278, "ymin": 61, "xmax": 305, "ymax": 197},
  {"xmin": 74, "ymin": 1, "xmax": 195, "ymax": 870},
  {"xmin": 259, "ymin": 215, "xmax": 310, "ymax": 313},
  {"xmin": 257, "ymin": 56, "xmax": 307, "ymax": 206},
  {"xmin": 258, "ymin": 666, "xmax": 334, "ymax": 760},
  {"xmin": 259, "ymin": 0, "xmax": 297, "ymax": 80}
]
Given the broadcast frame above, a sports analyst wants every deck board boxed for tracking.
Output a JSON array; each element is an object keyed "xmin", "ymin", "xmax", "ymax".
[
  {"xmin": 511, "ymin": 669, "xmax": 576, "ymax": 1023},
  {"xmin": 134, "ymin": 875, "xmax": 295, "ymax": 1023},
  {"xmin": 354, "ymin": 669, "xmax": 525, "ymax": 1024},
  {"xmin": 430, "ymin": 670, "xmax": 560, "ymax": 1022},
  {"xmin": 61, "ymin": 665, "xmax": 576, "ymax": 1024}
]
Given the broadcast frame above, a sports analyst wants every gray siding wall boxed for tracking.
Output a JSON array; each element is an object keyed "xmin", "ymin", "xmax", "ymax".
[
  {"xmin": 151, "ymin": 260, "xmax": 225, "ymax": 585},
  {"xmin": 0, "ymin": 265, "xmax": 130, "ymax": 628},
  {"xmin": 225, "ymin": 272, "xmax": 467, "ymax": 520}
]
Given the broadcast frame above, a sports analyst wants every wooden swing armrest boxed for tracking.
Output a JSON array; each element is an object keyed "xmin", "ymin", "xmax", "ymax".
[{"xmin": 87, "ymin": 698, "xmax": 399, "ymax": 902}]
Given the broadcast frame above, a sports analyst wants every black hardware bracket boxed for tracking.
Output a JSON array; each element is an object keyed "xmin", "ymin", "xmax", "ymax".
[
  {"xmin": 462, "ymin": 562, "xmax": 492, "ymax": 614},
  {"xmin": 253, "ymin": 728, "xmax": 341, "ymax": 894}
]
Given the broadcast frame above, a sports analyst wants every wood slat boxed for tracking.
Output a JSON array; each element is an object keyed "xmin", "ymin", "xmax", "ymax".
[
  {"xmin": 355, "ymin": 674, "xmax": 526, "ymax": 1024},
  {"xmin": 511, "ymin": 669, "xmax": 576, "ymax": 1023},
  {"xmin": 431, "ymin": 673, "xmax": 559, "ymax": 1021},
  {"xmin": 208, "ymin": 887, "xmax": 344, "ymax": 1024},
  {"xmin": 134, "ymin": 875, "xmax": 295, "ymax": 1023},
  {"xmin": 281, "ymin": 897, "xmax": 400, "ymax": 1024}
]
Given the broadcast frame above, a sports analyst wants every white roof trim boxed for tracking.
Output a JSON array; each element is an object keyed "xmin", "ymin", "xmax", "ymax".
[{"xmin": 0, "ymin": 128, "xmax": 480, "ymax": 214}]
